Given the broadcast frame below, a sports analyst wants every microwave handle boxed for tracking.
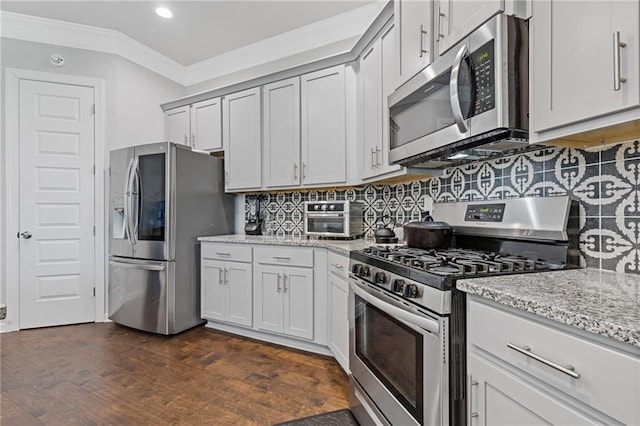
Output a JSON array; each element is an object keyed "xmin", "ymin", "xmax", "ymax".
[{"xmin": 450, "ymin": 44, "xmax": 469, "ymax": 133}]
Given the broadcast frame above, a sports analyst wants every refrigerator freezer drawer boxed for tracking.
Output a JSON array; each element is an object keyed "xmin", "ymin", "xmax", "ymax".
[{"xmin": 109, "ymin": 257, "xmax": 175, "ymax": 334}]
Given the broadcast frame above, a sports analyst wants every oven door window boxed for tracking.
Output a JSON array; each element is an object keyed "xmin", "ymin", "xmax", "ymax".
[
  {"xmin": 389, "ymin": 59, "xmax": 474, "ymax": 150},
  {"xmin": 307, "ymin": 216, "xmax": 345, "ymax": 234},
  {"xmin": 355, "ymin": 294, "xmax": 424, "ymax": 424}
]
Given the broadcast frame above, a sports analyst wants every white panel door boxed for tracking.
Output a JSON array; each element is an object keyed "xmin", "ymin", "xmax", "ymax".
[
  {"xmin": 191, "ymin": 98, "xmax": 222, "ymax": 152},
  {"xmin": 226, "ymin": 262, "xmax": 253, "ymax": 327},
  {"xmin": 300, "ymin": 66, "xmax": 347, "ymax": 185},
  {"xmin": 328, "ymin": 273, "xmax": 349, "ymax": 373},
  {"xmin": 395, "ymin": 0, "xmax": 432, "ymax": 85},
  {"xmin": 223, "ymin": 87, "xmax": 262, "ymax": 191},
  {"xmin": 19, "ymin": 79, "xmax": 95, "ymax": 329},
  {"xmin": 360, "ymin": 39, "xmax": 382, "ymax": 179},
  {"xmin": 283, "ymin": 266, "xmax": 313, "ymax": 340},
  {"xmin": 254, "ymin": 264, "xmax": 283, "ymax": 333},
  {"xmin": 263, "ymin": 77, "xmax": 301, "ymax": 188},
  {"xmin": 201, "ymin": 259, "xmax": 227, "ymax": 321},
  {"xmin": 435, "ymin": 0, "xmax": 503, "ymax": 56},
  {"xmin": 164, "ymin": 105, "xmax": 190, "ymax": 146},
  {"xmin": 532, "ymin": 0, "xmax": 640, "ymax": 132},
  {"xmin": 379, "ymin": 23, "xmax": 402, "ymax": 176}
]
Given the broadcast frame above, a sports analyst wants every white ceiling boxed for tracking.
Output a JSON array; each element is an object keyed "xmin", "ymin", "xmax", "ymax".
[{"xmin": 0, "ymin": 1, "xmax": 378, "ymax": 66}]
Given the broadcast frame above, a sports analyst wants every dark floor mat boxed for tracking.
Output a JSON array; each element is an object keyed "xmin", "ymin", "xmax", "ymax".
[{"xmin": 273, "ymin": 409, "xmax": 359, "ymax": 426}]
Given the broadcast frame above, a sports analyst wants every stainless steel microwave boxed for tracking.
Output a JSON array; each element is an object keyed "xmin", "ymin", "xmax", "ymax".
[
  {"xmin": 388, "ymin": 15, "xmax": 529, "ymax": 168},
  {"xmin": 304, "ymin": 201, "xmax": 364, "ymax": 238}
]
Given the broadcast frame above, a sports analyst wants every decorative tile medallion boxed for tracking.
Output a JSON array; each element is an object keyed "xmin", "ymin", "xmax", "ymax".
[{"xmin": 246, "ymin": 140, "xmax": 640, "ymax": 274}]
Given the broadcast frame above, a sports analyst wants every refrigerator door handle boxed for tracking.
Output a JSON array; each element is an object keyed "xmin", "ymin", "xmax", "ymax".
[
  {"xmin": 131, "ymin": 157, "xmax": 141, "ymax": 244},
  {"xmin": 124, "ymin": 157, "xmax": 135, "ymax": 246},
  {"xmin": 109, "ymin": 258, "xmax": 165, "ymax": 271}
]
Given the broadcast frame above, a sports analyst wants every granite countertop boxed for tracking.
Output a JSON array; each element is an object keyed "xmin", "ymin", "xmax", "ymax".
[
  {"xmin": 197, "ymin": 234, "xmax": 372, "ymax": 256},
  {"xmin": 457, "ymin": 269, "xmax": 640, "ymax": 349}
]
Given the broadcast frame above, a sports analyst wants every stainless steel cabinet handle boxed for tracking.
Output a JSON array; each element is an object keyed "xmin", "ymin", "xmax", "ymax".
[
  {"xmin": 470, "ymin": 378, "xmax": 479, "ymax": 419},
  {"xmin": 216, "ymin": 252, "xmax": 231, "ymax": 256},
  {"xmin": 184, "ymin": 135, "xmax": 188, "ymax": 145},
  {"xmin": 330, "ymin": 263, "xmax": 344, "ymax": 269},
  {"xmin": 613, "ymin": 31, "xmax": 628, "ymax": 91},
  {"xmin": 18, "ymin": 231, "xmax": 32, "ymax": 239},
  {"xmin": 293, "ymin": 163, "xmax": 298, "ymax": 180},
  {"xmin": 371, "ymin": 148, "xmax": 376, "ymax": 168},
  {"xmin": 436, "ymin": 7, "xmax": 445, "ymax": 42},
  {"xmin": 191, "ymin": 133, "xmax": 196, "ymax": 148},
  {"xmin": 277, "ymin": 274, "xmax": 282, "ymax": 292},
  {"xmin": 507, "ymin": 343, "xmax": 580, "ymax": 379},
  {"xmin": 376, "ymin": 147, "xmax": 382, "ymax": 166},
  {"xmin": 419, "ymin": 24, "xmax": 428, "ymax": 57},
  {"xmin": 219, "ymin": 268, "xmax": 224, "ymax": 285},
  {"xmin": 450, "ymin": 44, "xmax": 469, "ymax": 133},
  {"xmin": 302, "ymin": 162, "xmax": 307, "ymax": 180},
  {"xmin": 224, "ymin": 268, "xmax": 228, "ymax": 285},
  {"xmin": 273, "ymin": 256, "xmax": 291, "ymax": 260}
]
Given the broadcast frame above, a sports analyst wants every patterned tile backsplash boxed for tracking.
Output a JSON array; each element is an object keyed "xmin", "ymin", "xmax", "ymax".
[{"xmin": 245, "ymin": 139, "xmax": 640, "ymax": 274}]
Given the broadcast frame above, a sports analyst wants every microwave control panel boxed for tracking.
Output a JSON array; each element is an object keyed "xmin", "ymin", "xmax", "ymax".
[
  {"xmin": 465, "ymin": 203, "xmax": 505, "ymax": 222},
  {"xmin": 470, "ymin": 40, "xmax": 495, "ymax": 116}
]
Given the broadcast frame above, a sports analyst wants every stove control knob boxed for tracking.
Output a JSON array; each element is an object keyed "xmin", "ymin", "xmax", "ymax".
[
  {"xmin": 329, "ymin": 204, "xmax": 335, "ymax": 210},
  {"xmin": 391, "ymin": 279, "xmax": 405, "ymax": 292},
  {"xmin": 321, "ymin": 204, "xmax": 328, "ymax": 211},
  {"xmin": 351, "ymin": 264, "xmax": 362, "ymax": 275},
  {"xmin": 360, "ymin": 266, "xmax": 370, "ymax": 277},
  {"xmin": 374, "ymin": 272, "xmax": 387, "ymax": 284},
  {"xmin": 403, "ymin": 283, "xmax": 419, "ymax": 298},
  {"xmin": 314, "ymin": 204, "xmax": 320, "ymax": 210}
]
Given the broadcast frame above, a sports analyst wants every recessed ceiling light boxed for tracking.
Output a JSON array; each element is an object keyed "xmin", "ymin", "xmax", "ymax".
[{"xmin": 155, "ymin": 7, "xmax": 173, "ymax": 19}]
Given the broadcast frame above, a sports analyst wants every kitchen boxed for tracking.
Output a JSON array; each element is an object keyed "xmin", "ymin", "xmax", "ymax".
[{"xmin": 1, "ymin": 0, "xmax": 639, "ymax": 425}]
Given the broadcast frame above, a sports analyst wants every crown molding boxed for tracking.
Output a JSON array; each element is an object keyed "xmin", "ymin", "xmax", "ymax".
[
  {"xmin": 185, "ymin": 1, "xmax": 386, "ymax": 86},
  {"xmin": 0, "ymin": 11, "xmax": 187, "ymax": 84}
]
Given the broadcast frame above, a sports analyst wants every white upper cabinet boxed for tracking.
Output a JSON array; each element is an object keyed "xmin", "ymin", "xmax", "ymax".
[
  {"xmin": 263, "ymin": 77, "xmax": 301, "ymax": 188},
  {"xmin": 395, "ymin": 0, "xmax": 433, "ymax": 88},
  {"xmin": 164, "ymin": 105, "xmax": 190, "ymax": 146},
  {"xmin": 360, "ymin": 22, "xmax": 402, "ymax": 180},
  {"xmin": 531, "ymin": 0, "xmax": 640, "ymax": 134},
  {"xmin": 223, "ymin": 87, "xmax": 262, "ymax": 191},
  {"xmin": 190, "ymin": 97, "xmax": 223, "ymax": 152},
  {"xmin": 434, "ymin": 0, "xmax": 504, "ymax": 56},
  {"xmin": 300, "ymin": 65, "xmax": 347, "ymax": 186}
]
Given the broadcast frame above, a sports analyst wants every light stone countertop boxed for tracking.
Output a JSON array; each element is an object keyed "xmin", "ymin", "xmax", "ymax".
[
  {"xmin": 457, "ymin": 269, "xmax": 640, "ymax": 348},
  {"xmin": 197, "ymin": 234, "xmax": 372, "ymax": 256}
]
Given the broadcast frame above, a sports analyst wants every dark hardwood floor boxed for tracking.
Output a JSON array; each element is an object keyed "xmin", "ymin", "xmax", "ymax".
[{"xmin": 0, "ymin": 323, "xmax": 349, "ymax": 425}]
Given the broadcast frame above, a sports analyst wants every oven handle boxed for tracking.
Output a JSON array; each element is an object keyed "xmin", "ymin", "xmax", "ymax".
[
  {"xmin": 350, "ymin": 278, "xmax": 439, "ymax": 334},
  {"xmin": 449, "ymin": 44, "xmax": 469, "ymax": 133}
]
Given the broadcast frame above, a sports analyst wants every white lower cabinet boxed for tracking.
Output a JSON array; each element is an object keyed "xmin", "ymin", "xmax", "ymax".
[
  {"xmin": 201, "ymin": 258, "xmax": 252, "ymax": 327},
  {"xmin": 254, "ymin": 264, "xmax": 314, "ymax": 340},
  {"xmin": 468, "ymin": 297, "xmax": 640, "ymax": 425},
  {"xmin": 327, "ymin": 251, "xmax": 350, "ymax": 373}
]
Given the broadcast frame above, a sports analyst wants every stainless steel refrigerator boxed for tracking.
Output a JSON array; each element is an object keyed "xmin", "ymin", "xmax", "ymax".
[{"xmin": 108, "ymin": 142, "xmax": 234, "ymax": 334}]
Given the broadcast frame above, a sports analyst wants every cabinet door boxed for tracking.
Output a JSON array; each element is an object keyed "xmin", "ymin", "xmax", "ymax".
[
  {"xmin": 435, "ymin": 0, "xmax": 503, "ymax": 56},
  {"xmin": 191, "ymin": 98, "xmax": 222, "ymax": 152},
  {"xmin": 282, "ymin": 266, "xmax": 314, "ymax": 340},
  {"xmin": 226, "ymin": 262, "xmax": 253, "ymax": 327},
  {"xmin": 301, "ymin": 66, "xmax": 347, "ymax": 185},
  {"xmin": 469, "ymin": 354, "xmax": 601, "ymax": 425},
  {"xmin": 532, "ymin": 0, "xmax": 639, "ymax": 132},
  {"xmin": 263, "ymin": 77, "xmax": 301, "ymax": 188},
  {"xmin": 201, "ymin": 259, "xmax": 227, "ymax": 321},
  {"xmin": 395, "ymin": 0, "xmax": 432, "ymax": 86},
  {"xmin": 165, "ymin": 106, "xmax": 190, "ymax": 146},
  {"xmin": 360, "ymin": 39, "xmax": 382, "ymax": 179},
  {"xmin": 254, "ymin": 264, "xmax": 283, "ymax": 334},
  {"xmin": 223, "ymin": 87, "xmax": 262, "ymax": 191},
  {"xmin": 379, "ymin": 23, "xmax": 402, "ymax": 176},
  {"xmin": 328, "ymin": 273, "xmax": 349, "ymax": 373}
]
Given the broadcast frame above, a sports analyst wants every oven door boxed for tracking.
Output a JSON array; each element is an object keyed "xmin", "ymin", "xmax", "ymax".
[
  {"xmin": 349, "ymin": 276, "xmax": 448, "ymax": 426},
  {"xmin": 304, "ymin": 213, "xmax": 348, "ymax": 236}
]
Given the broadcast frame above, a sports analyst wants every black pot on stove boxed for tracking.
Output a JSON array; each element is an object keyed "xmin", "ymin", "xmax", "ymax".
[
  {"xmin": 404, "ymin": 211, "xmax": 452, "ymax": 249},
  {"xmin": 374, "ymin": 216, "xmax": 398, "ymax": 244}
]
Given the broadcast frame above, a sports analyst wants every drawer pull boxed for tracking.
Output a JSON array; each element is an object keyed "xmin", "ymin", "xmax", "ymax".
[
  {"xmin": 330, "ymin": 263, "xmax": 344, "ymax": 269},
  {"xmin": 507, "ymin": 343, "xmax": 580, "ymax": 379},
  {"xmin": 273, "ymin": 256, "xmax": 291, "ymax": 260},
  {"xmin": 216, "ymin": 252, "xmax": 231, "ymax": 256}
]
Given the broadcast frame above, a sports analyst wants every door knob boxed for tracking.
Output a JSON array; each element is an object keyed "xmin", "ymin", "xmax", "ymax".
[{"xmin": 18, "ymin": 231, "xmax": 32, "ymax": 239}]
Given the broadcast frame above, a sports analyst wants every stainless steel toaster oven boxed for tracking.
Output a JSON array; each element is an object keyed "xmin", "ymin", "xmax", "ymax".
[{"xmin": 304, "ymin": 201, "xmax": 364, "ymax": 238}]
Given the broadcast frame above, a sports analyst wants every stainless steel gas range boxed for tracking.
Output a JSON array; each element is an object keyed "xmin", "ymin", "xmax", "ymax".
[{"xmin": 348, "ymin": 196, "xmax": 579, "ymax": 426}]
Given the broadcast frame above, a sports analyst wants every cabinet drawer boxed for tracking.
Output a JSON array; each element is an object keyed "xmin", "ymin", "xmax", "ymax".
[
  {"xmin": 201, "ymin": 243, "xmax": 252, "ymax": 263},
  {"xmin": 328, "ymin": 251, "xmax": 349, "ymax": 279},
  {"xmin": 469, "ymin": 299, "xmax": 640, "ymax": 425},
  {"xmin": 254, "ymin": 246, "xmax": 313, "ymax": 267}
]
